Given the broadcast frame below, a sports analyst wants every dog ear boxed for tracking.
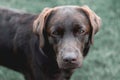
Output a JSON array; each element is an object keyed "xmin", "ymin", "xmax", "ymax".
[
  {"xmin": 80, "ymin": 5, "xmax": 101, "ymax": 44},
  {"xmin": 33, "ymin": 8, "xmax": 53, "ymax": 48}
]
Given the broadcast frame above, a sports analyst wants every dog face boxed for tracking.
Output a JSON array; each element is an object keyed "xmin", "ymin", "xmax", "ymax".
[{"xmin": 33, "ymin": 6, "xmax": 101, "ymax": 69}]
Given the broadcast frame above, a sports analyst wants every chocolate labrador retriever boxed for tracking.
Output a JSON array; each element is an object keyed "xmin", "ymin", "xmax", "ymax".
[{"xmin": 0, "ymin": 5, "xmax": 101, "ymax": 80}]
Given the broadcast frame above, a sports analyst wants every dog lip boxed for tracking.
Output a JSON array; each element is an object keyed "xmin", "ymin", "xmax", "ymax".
[
  {"xmin": 59, "ymin": 63, "xmax": 81, "ymax": 69},
  {"xmin": 60, "ymin": 66, "xmax": 78, "ymax": 70}
]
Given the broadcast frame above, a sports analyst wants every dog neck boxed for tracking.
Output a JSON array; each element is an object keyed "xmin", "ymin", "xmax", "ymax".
[{"xmin": 51, "ymin": 69, "xmax": 74, "ymax": 80}]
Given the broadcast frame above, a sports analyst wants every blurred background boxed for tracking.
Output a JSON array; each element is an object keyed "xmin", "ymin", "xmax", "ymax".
[{"xmin": 0, "ymin": 0, "xmax": 120, "ymax": 80}]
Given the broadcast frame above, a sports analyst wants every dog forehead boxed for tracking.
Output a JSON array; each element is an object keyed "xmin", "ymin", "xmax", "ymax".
[
  {"xmin": 51, "ymin": 6, "xmax": 88, "ymax": 21},
  {"xmin": 49, "ymin": 6, "xmax": 89, "ymax": 25},
  {"xmin": 54, "ymin": 5, "xmax": 79, "ymax": 9},
  {"xmin": 54, "ymin": 6, "xmax": 79, "ymax": 15},
  {"xmin": 47, "ymin": 6, "xmax": 90, "ymax": 31}
]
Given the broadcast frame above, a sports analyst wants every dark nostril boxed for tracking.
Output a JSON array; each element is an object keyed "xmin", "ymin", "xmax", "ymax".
[
  {"xmin": 63, "ymin": 57, "xmax": 77, "ymax": 63},
  {"xmin": 63, "ymin": 58, "xmax": 69, "ymax": 62},
  {"xmin": 72, "ymin": 58, "xmax": 77, "ymax": 61}
]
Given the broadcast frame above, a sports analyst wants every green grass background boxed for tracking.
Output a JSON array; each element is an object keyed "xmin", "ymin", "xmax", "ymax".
[{"xmin": 0, "ymin": 0, "xmax": 120, "ymax": 80}]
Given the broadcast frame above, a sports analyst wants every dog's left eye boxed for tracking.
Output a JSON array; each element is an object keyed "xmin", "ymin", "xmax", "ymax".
[
  {"xmin": 73, "ymin": 26, "xmax": 85, "ymax": 35},
  {"xmin": 78, "ymin": 29, "xmax": 85, "ymax": 34}
]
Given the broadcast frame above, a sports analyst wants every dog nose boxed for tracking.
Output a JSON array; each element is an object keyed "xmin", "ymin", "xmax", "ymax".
[
  {"xmin": 63, "ymin": 52, "xmax": 77, "ymax": 63},
  {"xmin": 63, "ymin": 57, "xmax": 77, "ymax": 63}
]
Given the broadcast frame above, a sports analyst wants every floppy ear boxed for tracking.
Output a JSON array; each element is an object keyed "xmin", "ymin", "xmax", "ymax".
[
  {"xmin": 80, "ymin": 5, "xmax": 101, "ymax": 44},
  {"xmin": 33, "ymin": 8, "xmax": 53, "ymax": 48}
]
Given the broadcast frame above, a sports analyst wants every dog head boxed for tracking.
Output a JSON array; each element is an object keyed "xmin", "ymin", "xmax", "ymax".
[{"xmin": 33, "ymin": 5, "xmax": 101, "ymax": 69}]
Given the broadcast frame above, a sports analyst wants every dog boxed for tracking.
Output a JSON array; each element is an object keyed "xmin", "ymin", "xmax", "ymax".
[{"xmin": 0, "ymin": 5, "xmax": 101, "ymax": 80}]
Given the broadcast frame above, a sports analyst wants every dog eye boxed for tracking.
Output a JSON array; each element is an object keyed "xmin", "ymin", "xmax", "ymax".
[
  {"xmin": 52, "ymin": 31, "xmax": 59, "ymax": 36},
  {"xmin": 51, "ymin": 30, "xmax": 63, "ymax": 37},
  {"xmin": 78, "ymin": 29, "xmax": 85, "ymax": 34},
  {"xmin": 51, "ymin": 27, "xmax": 64, "ymax": 37},
  {"xmin": 73, "ymin": 26, "xmax": 85, "ymax": 35}
]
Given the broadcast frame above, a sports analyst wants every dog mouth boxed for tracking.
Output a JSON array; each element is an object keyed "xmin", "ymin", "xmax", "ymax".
[
  {"xmin": 56, "ymin": 53, "xmax": 83, "ymax": 70},
  {"xmin": 58, "ymin": 62, "xmax": 82, "ymax": 70},
  {"xmin": 56, "ymin": 47, "xmax": 83, "ymax": 70}
]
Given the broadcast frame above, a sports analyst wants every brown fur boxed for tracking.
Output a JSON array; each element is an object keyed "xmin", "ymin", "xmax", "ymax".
[{"xmin": 0, "ymin": 5, "xmax": 101, "ymax": 80}]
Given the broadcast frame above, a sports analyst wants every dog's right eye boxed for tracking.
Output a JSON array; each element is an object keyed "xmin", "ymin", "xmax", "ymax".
[
  {"xmin": 51, "ymin": 29, "xmax": 64, "ymax": 37},
  {"xmin": 52, "ymin": 31, "xmax": 59, "ymax": 36},
  {"xmin": 51, "ymin": 30, "xmax": 63, "ymax": 38}
]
